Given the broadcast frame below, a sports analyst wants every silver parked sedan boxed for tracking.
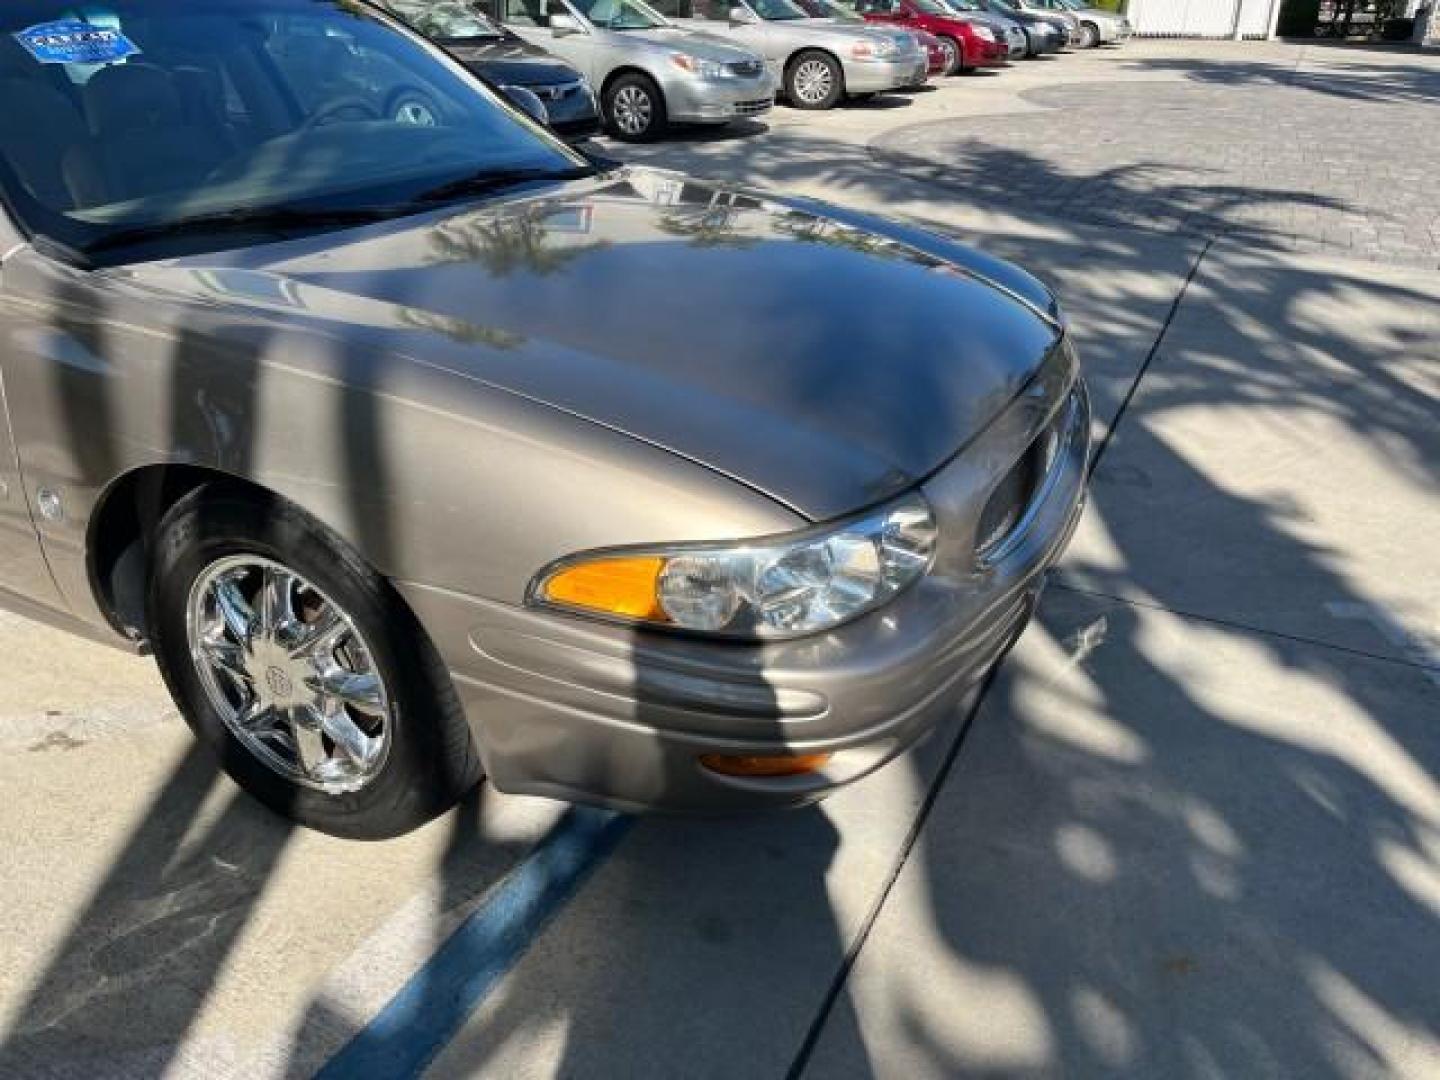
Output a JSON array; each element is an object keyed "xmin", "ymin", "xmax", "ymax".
[
  {"xmin": 1046, "ymin": 0, "xmax": 1130, "ymax": 46},
  {"xmin": 655, "ymin": 0, "xmax": 928, "ymax": 109},
  {"xmin": 485, "ymin": 0, "xmax": 776, "ymax": 139},
  {"xmin": 0, "ymin": 0, "xmax": 1089, "ymax": 838}
]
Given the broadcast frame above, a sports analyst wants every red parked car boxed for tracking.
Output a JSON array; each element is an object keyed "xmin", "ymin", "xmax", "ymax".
[{"xmin": 851, "ymin": 0, "xmax": 1007, "ymax": 74}]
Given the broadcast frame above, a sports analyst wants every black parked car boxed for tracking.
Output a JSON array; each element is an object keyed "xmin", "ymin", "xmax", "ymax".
[{"xmin": 381, "ymin": 0, "xmax": 601, "ymax": 140}]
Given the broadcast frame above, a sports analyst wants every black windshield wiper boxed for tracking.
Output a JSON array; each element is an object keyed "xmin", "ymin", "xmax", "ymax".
[
  {"xmin": 408, "ymin": 165, "xmax": 598, "ymax": 206},
  {"xmin": 80, "ymin": 205, "xmax": 396, "ymax": 259}
]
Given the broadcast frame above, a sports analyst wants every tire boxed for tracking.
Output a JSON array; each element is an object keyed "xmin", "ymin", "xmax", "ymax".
[
  {"xmin": 603, "ymin": 73, "xmax": 667, "ymax": 142},
  {"xmin": 388, "ymin": 87, "xmax": 442, "ymax": 127},
  {"xmin": 147, "ymin": 484, "xmax": 482, "ymax": 839},
  {"xmin": 1076, "ymin": 21, "xmax": 1099, "ymax": 47},
  {"xmin": 935, "ymin": 35, "xmax": 964, "ymax": 76},
  {"xmin": 785, "ymin": 50, "xmax": 844, "ymax": 110},
  {"xmin": 1021, "ymin": 28, "xmax": 1040, "ymax": 57}
]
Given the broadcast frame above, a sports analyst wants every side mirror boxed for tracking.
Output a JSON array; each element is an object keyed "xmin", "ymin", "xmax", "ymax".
[
  {"xmin": 501, "ymin": 84, "xmax": 551, "ymax": 126},
  {"xmin": 550, "ymin": 12, "xmax": 583, "ymax": 34},
  {"xmin": 729, "ymin": 5, "xmax": 760, "ymax": 22}
]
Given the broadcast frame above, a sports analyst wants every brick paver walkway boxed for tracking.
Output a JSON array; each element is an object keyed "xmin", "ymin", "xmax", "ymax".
[{"xmin": 872, "ymin": 46, "xmax": 1440, "ymax": 266}]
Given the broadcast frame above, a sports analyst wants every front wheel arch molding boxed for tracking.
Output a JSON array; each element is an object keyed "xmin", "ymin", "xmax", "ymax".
[{"xmin": 600, "ymin": 66, "xmax": 667, "ymax": 110}]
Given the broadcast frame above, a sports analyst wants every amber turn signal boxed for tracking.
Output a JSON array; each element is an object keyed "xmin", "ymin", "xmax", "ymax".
[
  {"xmin": 699, "ymin": 752, "xmax": 833, "ymax": 778},
  {"xmin": 542, "ymin": 556, "xmax": 669, "ymax": 621}
]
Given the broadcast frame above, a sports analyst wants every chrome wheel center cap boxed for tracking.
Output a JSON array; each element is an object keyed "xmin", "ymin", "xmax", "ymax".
[{"xmin": 264, "ymin": 665, "xmax": 294, "ymax": 700}]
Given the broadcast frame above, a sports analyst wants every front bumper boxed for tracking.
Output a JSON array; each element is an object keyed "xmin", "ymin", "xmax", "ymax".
[
  {"xmin": 663, "ymin": 71, "xmax": 776, "ymax": 125},
  {"xmin": 518, "ymin": 79, "xmax": 601, "ymax": 142},
  {"xmin": 971, "ymin": 37, "xmax": 1009, "ymax": 66},
  {"xmin": 844, "ymin": 53, "xmax": 930, "ymax": 93},
  {"xmin": 400, "ymin": 342, "xmax": 1090, "ymax": 814},
  {"xmin": 1023, "ymin": 24, "xmax": 1066, "ymax": 53}
]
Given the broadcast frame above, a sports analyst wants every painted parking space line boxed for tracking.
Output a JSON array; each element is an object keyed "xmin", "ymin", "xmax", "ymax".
[{"xmin": 316, "ymin": 807, "xmax": 633, "ymax": 1080}]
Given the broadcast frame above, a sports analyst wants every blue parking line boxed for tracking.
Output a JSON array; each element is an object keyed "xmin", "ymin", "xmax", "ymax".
[{"xmin": 317, "ymin": 807, "xmax": 633, "ymax": 1080}]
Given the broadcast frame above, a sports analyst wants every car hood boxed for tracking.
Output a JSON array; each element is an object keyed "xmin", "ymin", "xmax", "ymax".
[
  {"xmin": 959, "ymin": 11, "xmax": 1018, "ymax": 31},
  {"xmin": 810, "ymin": 19, "xmax": 920, "ymax": 47},
  {"xmin": 445, "ymin": 39, "xmax": 583, "ymax": 85},
  {"xmin": 765, "ymin": 19, "xmax": 896, "ymax": 44},
  {"xmin": 129, "ymin": 169, "xmax": 1063, "ymax": 521},
  {"xmin": 604, "ymin": 25, "xmax": 764, "ymax": 62}
]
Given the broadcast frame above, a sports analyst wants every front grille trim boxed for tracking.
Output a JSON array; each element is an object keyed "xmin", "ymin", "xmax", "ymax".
[{"xmin": 974, "ymin": 388, "xmax": 1079, "ymax": 568}]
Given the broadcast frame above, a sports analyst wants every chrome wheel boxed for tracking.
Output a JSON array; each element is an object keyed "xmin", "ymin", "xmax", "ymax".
[
  {"xmin": 186, "ymin": 555, "xmax": 392, "ymax": 794},
  {"xmin": 938, "ymin": 37, "xmax": 959, "ymax": 72},
  {"xmin": 792, "ymin": 58, "xmax": 834, "ymax": 106},
  {"xmin": 611, "ymin": 84, "xmax": 653, "ymax": 136},
  {"xmin": 394, "ymin": 99, "xmax": 438, "ymax": 126},
  {"xmin": 1077, "ymin": 23, "xmax": 1098, "ymax": 47}
]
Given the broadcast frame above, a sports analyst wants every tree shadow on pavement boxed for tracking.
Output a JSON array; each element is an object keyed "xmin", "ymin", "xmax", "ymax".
[{"xmin": 804, "ymin": 234, "xmax": 1440, "ymax": 1076}]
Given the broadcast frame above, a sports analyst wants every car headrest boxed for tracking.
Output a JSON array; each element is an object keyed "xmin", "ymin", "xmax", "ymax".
[{"xmin": 82, "ymin": 63, "xmax": 184, "ymax": 135}]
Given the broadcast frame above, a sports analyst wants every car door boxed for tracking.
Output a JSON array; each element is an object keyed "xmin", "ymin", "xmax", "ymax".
[
  {"xmin": 490, "ymin": 0, "xmax": 599, "ymax": 80},
  {"xmin": 689, "ymin": 0, "xmax": 773, "ymax": 59},
  {"xmin": 0, "ymin": 220, "xmax": 68, "ymax": 610}
]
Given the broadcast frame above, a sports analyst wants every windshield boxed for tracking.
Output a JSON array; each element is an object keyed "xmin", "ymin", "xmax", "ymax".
[
  {"xmin": 801, "ymin": 0, "xmax": 864, "ymax": 17},
  {"xmin": 941, "ymin": 0, "xmax": 982, "ymax": 11},
  {"xmin": 988, "ymin": 0, "xmax": 1019, "ymax": 13},
  {"xmin": 0, "ymin": 0, "xmax": 582, "ymax": 261},
  {"xmin": 750, "ymin": 0, "xmax": 809, "ymax": 20},
  {"xmin": 383, "ymin": 0, "xmax": 506, "ymax": 39},
  {"xmin": 569, "ymin": 0, "xmax": 669, "ymax": 28},
  {"xmin": 911, "ymin": 0, "xmax": 954, "ymax": 12}
]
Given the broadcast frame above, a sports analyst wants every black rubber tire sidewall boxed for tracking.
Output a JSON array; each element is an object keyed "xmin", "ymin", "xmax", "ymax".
[
  {"xmin": 148, "ymin": 485, "xmax": 481, "ymax": 840},
  {"xmin": 786, "ymin": 50, "xmax": 844, "ymax": 110},
  {"xmin": 603, "ymin": 73, "xmax": 668, "ymax": 142}
]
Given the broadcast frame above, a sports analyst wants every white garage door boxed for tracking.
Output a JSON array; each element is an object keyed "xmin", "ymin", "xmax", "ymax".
[{"xmin": 1128, "ymin": 0, "xmax": 1276, "ymax": 36}]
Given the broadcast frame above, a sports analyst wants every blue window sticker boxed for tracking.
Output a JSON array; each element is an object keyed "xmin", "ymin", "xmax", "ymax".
[{"xmin": 14, "ymin": 20, "xmax": 140, "ymax": 66}]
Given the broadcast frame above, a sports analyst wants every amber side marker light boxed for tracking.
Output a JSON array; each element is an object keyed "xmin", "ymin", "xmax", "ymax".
[
  {"xmin": 700, "ymin": 752, "xmax": 834, "ymax": 778},
  {"xmin": 543, "ymin": 556, "xmax": 669, "ymax": 621}
]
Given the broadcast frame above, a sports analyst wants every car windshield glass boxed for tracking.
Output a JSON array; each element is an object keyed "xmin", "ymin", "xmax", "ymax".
[
  {"xmin": 912, "ymin": 0, "xmax": 952, "ymax": 13},
  {"xmin": 942, "ymin": 0, "xmax": 982, "ymax": 11},
  {"xmin": 0, "ymin": 0, "xmax": 584, "ymax": 261},
  {"xmin": 384, "ymin": 0, "xmax": 506, "ymax": 39},
  {"xmin": 988, "ymin": 0, "xmax": 1019, "ymax": 13},
  {"xmin": 569, "ymin": 0, "xmax": 668, "ymax": 28},
  {"xmin": 815, "ymin": 0, "xmax": 864, "ymax": 17},
  {"xmin": 751, "ymin": 0, "xmax": 809, "ymax": 19}
]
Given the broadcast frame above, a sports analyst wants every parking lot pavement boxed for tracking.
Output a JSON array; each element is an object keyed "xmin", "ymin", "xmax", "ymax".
[
  {"xmin": 801, "ymin": 240, "xmax": 1440, "ymax": 1078},
  {"xmin": 1, "ymin": 38, "xmax": 1436, "ymax": 1080}
]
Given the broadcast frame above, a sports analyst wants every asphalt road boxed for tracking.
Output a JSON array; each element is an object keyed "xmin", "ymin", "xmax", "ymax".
[{"xmin": 1, "ymin": 38, "xmax": 1437, "ymax": 1080}]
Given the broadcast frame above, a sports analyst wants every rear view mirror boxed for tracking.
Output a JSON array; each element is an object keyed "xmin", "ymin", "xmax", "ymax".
[
  {"xmin": 550, "ymin": 12, "xmax": 584, "ymax": 33},
  {"xmin": 501, "ymin": 84, "xmax": 551, "ymax": 127}
]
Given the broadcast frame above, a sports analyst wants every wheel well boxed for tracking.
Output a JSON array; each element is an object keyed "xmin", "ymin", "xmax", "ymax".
[
  {"xmin": 600, "ymin": 66, "xmax": 661, "ymax": 103},
  {"xmin": 784, "ymin": 48, "xmax": 845, "ymax": 93},
  {"xmin": 88, "ymin": 464, "xmax": 275, "ymax": 644}
]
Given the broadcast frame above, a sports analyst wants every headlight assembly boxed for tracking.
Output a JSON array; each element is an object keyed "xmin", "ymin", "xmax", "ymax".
[
  {"xmin": 670, "ymin": 53, "xmax": 729, "ymax": 78},
  {"xmin": 851, "ymin": 37, "xmax": 899, "ymax": 59},
  {"xmin": 530, "ymin": 492, "xmax": 937, "ymax": 639}
]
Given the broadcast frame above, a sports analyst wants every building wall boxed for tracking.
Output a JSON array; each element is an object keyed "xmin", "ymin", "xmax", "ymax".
[{"xmin": 1126, "ymin": 0, "xmax": 1281, "ymax": 36}]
